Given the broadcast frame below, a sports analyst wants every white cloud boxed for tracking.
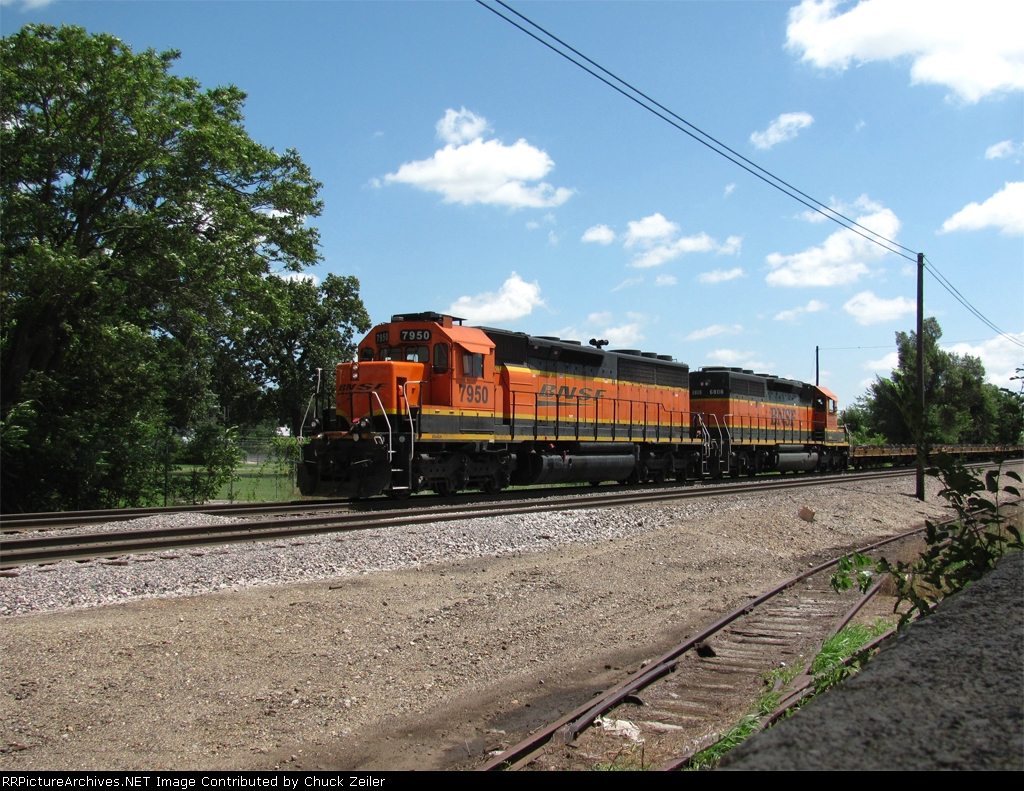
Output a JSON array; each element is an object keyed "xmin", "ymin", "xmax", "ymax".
[
  {"xmin": 766, "ymin": 196, "xmax": 900, "ymax": 287},
  {"xmin": 707, "ymin": 349, "xmax": 771, "ymax": 370},
  {"xmin": 449, "ymin": 272, "xmax": 545, "ymax": 323},
  {"xmin": 698, "ymin": 267, "xmax": 744, "ymax": 284},
  {"xmin": 686, "ymin": 324, "xmax": 743, "ymax": 341},
  {"xmin": 632, "ymin": 233, "xmax": 721, "ymax": 268},
  {"xmin": 797, "ymin": 208, "xmax": 830, "ymax": 223},
  {"xmin": 724, "ymin": 183, "xmax": 736, "ymax": 197},
  {"xmin": 582, "ymin": 224, "xmax": 616, "ymax": 244},
  {"xmin": 623, "ymin": 213, "xmax": 679, "ymax": 248},
  {"xmin": 843, "ymin": 291, "xmax": 915, "ymax": 325},
  {"xmin": 786, "ymin": 0, "xmax": 1024, "ymax": 103},
  {"xmin": 604, "ymin": 324, "xmax": 645, "ymax": 347},
  {"xmin": 864, "ymin": 351, "xmax": 899, "ymax": 372},
  {"xmin": 655, "ymin": 274, "xmax": 677, "ymax": 287},
  {"xmin": 548, "ymin": 230, "xmax": 560, "ymax": 245},
  {"xmin": 385, "ymin": 110, "xmax": 573, "ymax": 209},
  {"xmin": 0, "ymin": 0, "xmax": 56, "ymax": 7},
  {"xmin": 750, "ymin": 112, "xmax": 814, "ymax": 150},
  {"xmin": 718, "ymin": 236, "xmax": 743, "ymax": 255},
  {"xmin": 985, "ymin": 140, "xmax": 1021, "ymax": 159},
  {"xmin": 945, "ymin": 333, "xmax": 1024, "ymax": 388},
  {"xmin": 774, "ymin": 299, "xmax": 828, "ymax": 321},
  {"xmin": 940, "ymin": 181, "xmax": 1024, "ymax": 236},
  {"xmin": 587, "ymin": 311, "xmax": 613, "ymax": 325},
  {"xmin": 611, "ymin": 278, "xmax": 644, "ymax": 292},
  {"xmin": 436, "ymin": 107, "xmax": 491, "ymax": 146},
  {"xmin": 855, "ymin": 120, "xmax": 867, "ymax": 132}
]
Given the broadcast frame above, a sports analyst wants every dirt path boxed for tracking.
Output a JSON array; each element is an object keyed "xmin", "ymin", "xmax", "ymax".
[{"xmin": 0, "ymin": 475, "xmax": 952, "ymax": 770}]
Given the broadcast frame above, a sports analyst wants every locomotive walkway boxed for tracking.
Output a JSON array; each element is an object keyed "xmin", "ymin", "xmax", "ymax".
[{"xmin": 721, "ymin": 550, "xmax": 1023, "ymax": 770}]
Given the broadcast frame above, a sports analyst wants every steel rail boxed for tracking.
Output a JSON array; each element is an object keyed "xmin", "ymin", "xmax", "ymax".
[
  {"xmin": 6, "ymin": 457, "xmax": 1013, "ymax": 533},
  {"xmin": 477, "ymin": 526, "xmax": 928, "ymax": 771},
  {"xmin": 1, "ymin": 469, "xmax": 920, "ymax": 567}
]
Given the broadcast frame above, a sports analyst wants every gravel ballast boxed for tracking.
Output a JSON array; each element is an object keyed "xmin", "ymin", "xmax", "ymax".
[{"xmin": 0, "ymin": 474, "xmax": 973, "ymax": 769}]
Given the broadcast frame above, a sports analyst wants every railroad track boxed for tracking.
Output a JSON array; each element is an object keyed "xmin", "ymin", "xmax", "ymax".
[
  {"xmin": 0, "ymin": 468, "xmax": 922, "ymax": 567},
  {"xmin": 1, "ymin": 461, "xmax": 946, "ymax": 535},
  {"xmin": 478, "ymin": 528, "xmax": 923, "ymax": 771}
]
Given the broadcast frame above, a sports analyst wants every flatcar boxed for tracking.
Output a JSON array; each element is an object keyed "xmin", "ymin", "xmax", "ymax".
[{"xmin": 297, "ymin": 311, "xmax": 851, "ymax": 499}]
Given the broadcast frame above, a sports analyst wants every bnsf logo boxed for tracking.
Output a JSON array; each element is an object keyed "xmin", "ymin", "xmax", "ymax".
[
  {"xmin": 338, "ymin": 383, "xmax": 386, "ymax": 393},
  {"xmin": 770, "ymin": 406, "xmax": 797, "ymax": 428},
  {"xmin": 539, "ymin": 384, "xmax": 607, "ymax": 400}
]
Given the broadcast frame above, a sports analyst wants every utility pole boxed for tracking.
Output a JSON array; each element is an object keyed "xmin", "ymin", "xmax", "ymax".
[
  {"xmin": 916, "ymin": 252, "xmax": 925, "ymax": 501},
  {"xmin": 815, "ymin": 345, "xmax": 819, "ymax": 386}
]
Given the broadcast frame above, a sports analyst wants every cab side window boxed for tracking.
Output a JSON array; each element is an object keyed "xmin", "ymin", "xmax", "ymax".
[
  {"xmin": 462, "ymin": 352, "xmax": 483, "ymax": 379},
  {"xmin": 433, "ymin": 343, "xmax": 449, "ymax": 372},
  {"xmin": 360, "ymin": 347, "xmax": 374, "ymax": 361}
]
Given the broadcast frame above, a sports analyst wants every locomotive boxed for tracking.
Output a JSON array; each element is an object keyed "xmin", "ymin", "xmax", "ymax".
[{"xmin": 297, "ymin": 311, "xmax": 850, "ymax": 498}]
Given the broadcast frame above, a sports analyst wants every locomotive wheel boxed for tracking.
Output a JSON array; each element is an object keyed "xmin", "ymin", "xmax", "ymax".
[
  {"xmin": 590, "ymin": 480, "xmax": 602, "ymax": 487},
  {"xmin": 388, "ymin": 488, "xmax": 411, "ymax": 500},
  {"xmin": 435, "ymin": 480, "xmax": 457, "ymax": 497},
  {"xmin": 482, "ymin": 476, "xmax": 502, "ymax": 495}
]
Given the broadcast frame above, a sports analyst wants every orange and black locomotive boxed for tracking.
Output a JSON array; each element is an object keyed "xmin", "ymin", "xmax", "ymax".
[{"xmin": 297, "ymin": 311, "xmax": 850, "ymax": 498}]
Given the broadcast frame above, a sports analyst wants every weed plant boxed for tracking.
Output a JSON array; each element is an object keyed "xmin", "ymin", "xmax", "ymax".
[{"xmin": 832, "ymin": 455, "xmax": 1022, "ymax": 626}]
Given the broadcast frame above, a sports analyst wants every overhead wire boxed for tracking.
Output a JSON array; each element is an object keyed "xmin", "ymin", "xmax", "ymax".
[
  {"xmin": 475, "ymin": 0, "xmax": 916, "ymax": 263},
  {"xmin": 924, "ymin": 258, "xmax": 1024, "ymax": 348},
  {"xmin": 476, "ymin": 0, "xmax": 1023, "ymax": 348},
  {"xmin": 478, "ymin": 0, "xmax": 916, "ymax": 261}
]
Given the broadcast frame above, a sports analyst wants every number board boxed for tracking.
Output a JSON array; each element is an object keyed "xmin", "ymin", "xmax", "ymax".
[
  {"xmin": 375, "ymin": 331, "xmax": 389, "ymax": 344},
  {"xmin": 400, "ymin": 329, "xmax": 432, "ymax": 342}
]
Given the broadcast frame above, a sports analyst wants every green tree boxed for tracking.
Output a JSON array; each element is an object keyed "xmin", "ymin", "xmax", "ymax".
[
  {"xmin": 851, "ymin": 318, "xmax": 1022, "ymax": 446},
  {"xmin": 1, "ymin": 25, "xmax": 368, "ymax": 511}
]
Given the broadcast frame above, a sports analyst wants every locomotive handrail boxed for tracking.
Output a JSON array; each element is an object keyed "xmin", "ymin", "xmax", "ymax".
[{"xmin": 370, "ymin": 391, "xmax": 393, "ymax": 461}]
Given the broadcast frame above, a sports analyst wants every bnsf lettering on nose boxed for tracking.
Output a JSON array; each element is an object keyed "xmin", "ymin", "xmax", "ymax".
[{"xmin": 770, "ymin": 406, "xmax": 796, "ymax": 427}]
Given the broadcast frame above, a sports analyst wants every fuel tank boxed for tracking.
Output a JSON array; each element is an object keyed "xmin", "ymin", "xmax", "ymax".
[{"xmin": 514, "ymin": 452, "xmax": 637, "ymax": 485}]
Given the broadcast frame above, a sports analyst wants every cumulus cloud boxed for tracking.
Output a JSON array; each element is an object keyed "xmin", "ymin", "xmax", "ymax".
[
  {"xmin": 843, "ymin": 291, "xmax": 915, "ymax": 325},
  {"xmin": 604, "ymin": 323, "xmax": 645, "ymax": 347},
  {"xmin": 385, "ymin": 109, "xmax": 573, "ymax": 209},
  {"xmin": 864, "ymin": 351, "xmax": 899, "ymax": 372},
  {"xmin": 449, "ymin": 272, "xmax": 545, "ymax": 323},
  {"xmin": 945, "ymin": 333, "xmax": 1024, "ymax": 388},
  {"xmin": 436, "ymin": 107, "xmax": 491, "ymax": 145},
  {"xmin": 686, "ymin": 324, "xmax": 743, "ymax": 341},
  {"xmin": 786, "ymin": 0, "xmax": 1024, "ymax": 103},
  {"xmin": 724, "ymin": 183, "xmax": 736, "ymax": 197},
  {"xmin": 774, "ymin": 299, "xmax": 828, "ymax": 321},
  {"xmin": 750, "ymin": 112, "xmax": 814, "ymax": 150},
  {"xmin": 940, "ymin": 182, "xmax": 1024, "ymax": 236},
  {"xmin": 985, "ymin": 140, "xmax": 1021, "ymax": 159},
  {"xmin": 698, "ymin": 267, "xmax": 744, "ymax": 284},
  {"xmin": 707, "ymin": 349, "xmax": 772, "ymax": 370},
  {"xmin": 623, "ymin": 213, "xmax": 680, "ymax": 248},
  {"xmin": 582, "ymin": 224, "xmax": 616, "ymax": 244},
  {"xmin": 766, "ymin": 196, "xmax": 900, "ymax": 286}
]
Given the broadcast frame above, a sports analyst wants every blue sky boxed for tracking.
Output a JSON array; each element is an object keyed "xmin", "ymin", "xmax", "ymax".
[{"xmin": 3, "ymin": 0, "xmax": 1022, "ymax": 407}]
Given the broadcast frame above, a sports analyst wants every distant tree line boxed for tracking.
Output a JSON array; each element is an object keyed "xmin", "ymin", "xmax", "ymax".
[
  {"xmin": 840, "ymin": 318, "xmax": 1023, "ymax": 447},
  {"xmin": 1, "ymin": 25, "xmax": 370, "ymax": 512}
]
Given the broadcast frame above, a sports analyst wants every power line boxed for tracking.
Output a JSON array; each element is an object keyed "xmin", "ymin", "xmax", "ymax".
[
  {"xmin": 924, "ymin": 258, "xmax": 1024, "ymax": 348},
  {"xmin": 477, "ymin": 0, "xmax": 916, "ymax": 262},
  {"xmin": 476, "ymin": 1, "xmax": 1023, "ymax": 349}
]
